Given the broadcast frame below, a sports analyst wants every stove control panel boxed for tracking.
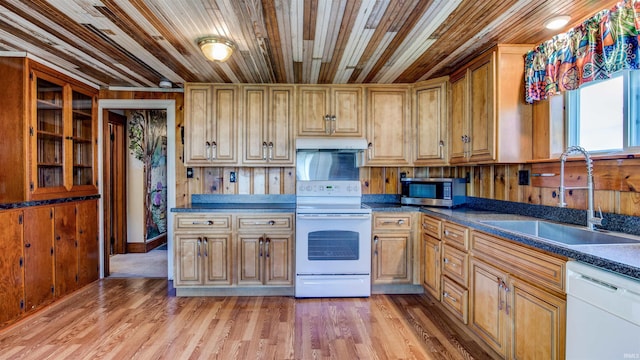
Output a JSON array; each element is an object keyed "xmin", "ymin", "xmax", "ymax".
[{"xmin": 296, "ymin": 180, "xmax": 362, "ymax": 197}]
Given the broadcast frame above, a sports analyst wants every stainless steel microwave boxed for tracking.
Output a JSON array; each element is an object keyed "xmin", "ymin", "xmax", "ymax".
[{"xmin": 400, "ymin": 178, "xmax": 466, "ymax": 207}]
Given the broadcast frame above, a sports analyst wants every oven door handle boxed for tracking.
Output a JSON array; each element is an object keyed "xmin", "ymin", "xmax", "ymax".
[{"xmin": 296, "ymin": 214, "xmax": 371, "ymax": 220}]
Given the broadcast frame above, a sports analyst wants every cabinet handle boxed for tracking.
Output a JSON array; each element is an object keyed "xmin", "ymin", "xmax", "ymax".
[
  {"xmin": 259, "ymin": 237, "xmax": 264, "ymax": 257},
  {"xmin": 197, "ymin": 237, "xmax": 202, "ymax": 257},
  {"xmin": 503, "ymin": 281, "xmax": 511, "ymax": 315},
  {"xmin": 205, "ymin": 141, "xmax": 211, "ymax": 161},
  {"xmin": 439, "ymin": 140, "xmax": 445, "ymax": 159},
  {"xmin": 330, "ymin": 115, "xmax": 336, "ymax": 134},
  {"xmin": 324, "ymin": 115, "xmax": 331, "ymax": 134},
  {"xmin": 211, "ymin": 141, "xmax": 217, "ymax": 160},
  {"xmin": 192, "ymin": 220, "xmax": 214, "ymax": 225},
  {"xmin": 262, "ymin": 142, "xmax": 268, "ymax": 160},
  {"xmin": 373, "ymin": 235, "xmax": 378, "ymax": 256},
  {"xmin": 268, "ymin": 142, "xmax": 273, "ymax": 160},
  {"xmin": 265, "ymin": 237, "xmax": 270, "ymax": 258},
  {"xmin": 367, "ymin": 142, "xmax": 372, "ymax": 161},
  {"xmin": 203, "ymin": 237, "xmax": 208, "ymax": 257},
  {"xmin": 443, "ymin": 291, "xmax": 457, "ymax": 302},
  {"xmin": 381, "ymin": 219, "xmax": 405, "ymax": 225}
]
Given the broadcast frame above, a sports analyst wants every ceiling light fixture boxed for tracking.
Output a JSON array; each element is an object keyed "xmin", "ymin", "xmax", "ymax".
[
  {"xmin": 158, "ymin": 78, "xmax": 172, "ymax": 88},
  {"xmin": 544, "ymin": 15, "xmax": 571, "ymax": 30},
  {"xmin": 198, "ymin": 37, "xmax": 236, "ymax": 62}
]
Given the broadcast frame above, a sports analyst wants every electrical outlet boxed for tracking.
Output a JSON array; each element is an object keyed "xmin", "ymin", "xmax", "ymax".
[
  {"xmin": 518, "ymin": 170, "xmax": 530, "ymax": 185},
  {"xmin": 465, "ymin": 172, "xmax": 470, "ymax": 183},
  {"xmin": 186, "ymin": 167, "xmax": 193, "ymax": 179},
  {"xmin": 230, "ymin": 171, "xmax": 236, "ymax": 183},
  {"xmin": 400, "ymin": 172, "xmax": 407, "ymax": 179}
]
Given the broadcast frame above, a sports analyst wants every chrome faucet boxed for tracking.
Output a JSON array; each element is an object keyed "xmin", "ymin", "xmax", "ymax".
[{"xmin": 559, "ymin": 146, "xmax": 604, "ymax": 230}]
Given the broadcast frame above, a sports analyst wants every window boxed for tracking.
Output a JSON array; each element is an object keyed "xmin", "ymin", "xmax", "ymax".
[{"xmin": 566, "ymin": 70, "xmax": 640, "ymax": 153}]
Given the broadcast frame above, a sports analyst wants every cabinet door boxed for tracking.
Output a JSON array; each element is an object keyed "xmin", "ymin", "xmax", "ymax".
[
  {"xmin": 449, "ymin": 75, "xmax": 467, "ymax": 163},
  {"xmin": 366, "ymin": 87, "xmax": 411, "ymax": 166},
  {"xmin": 264, "ymin": 234, "xmax": 292, "ymax": 285},
  {"xmin": 23, "ymin": 206, "xmax": 54, "ymax": 311},
  {"xmin": 266, "ymin": 86, "xmax": 294, "ymax": 165},
  {"xmin": 174, "ymin": 235, "xmax": 202, "ymax": 286},
  {"xmin": 469, "ymin": 258, "xmax": 509, "ymax": 358},
  {"xmin": 242, "ymin": 86, "xmax": 268, "ymax": 164},
  {"xmin": 184, "ymin": 84, "xmax": 213, "ymax": 164},
  {"xmin": 210, "ymin": 86, "xmax": 238, "ymax": 164},
  {"xmin": 71, "ymin": 88, "xmax": 97, "ymax": 190},
  {"xmin": 510, "ymin": 277, "xmax": 565, "ymax": 360},
  {"xmin": 203, "ymin": 234, "xmax": 232, "ymax": 285},
  {"xmin": 297, "ymin": 86, "xmax": 330, "ymax": 136},
  {"xmin": 0, "ymin": 210, "xmax": 25, "ymax": 325},
  {"xmin": 238, "ymin": 234, "xmax": 263, "ymax": 285},
  {"xmin": 372, "ymin": 232, "xmax": 411, "ymax": 284},
  {"xmin": 422, "ymin": 234, "xmax": 441, "ymax": 300},
  {"xmin": 54, "ymin": 203, "xmax": 77, "ymax": 297},
  {"xmin": 32, "ymin": 72, "xmax": 66, "ymax": 195},
  {"xmin": 414, "ymin": 79, "xmax": 448, "ymax": 165},
  {"xmin": 468, "ymin": 53, "xmax": 495, "ymax": 162},
  {"xmin": 332, "ymin": 87, "xmax": 363, "ymax": 136},
  {"xmin": 77, "ymin": 200, "xmax": 99, "ymax": 287}
]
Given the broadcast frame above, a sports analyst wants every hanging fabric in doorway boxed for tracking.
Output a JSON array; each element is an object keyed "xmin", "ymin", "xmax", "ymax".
[{"xmin": 128, "ymin": 110, "xmax": 167, "ymax": 241}]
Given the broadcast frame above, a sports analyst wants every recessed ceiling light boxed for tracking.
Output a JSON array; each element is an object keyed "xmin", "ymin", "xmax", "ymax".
[{"xmin": 544, "ymin": 15, "xmax": 571, "ymax": 30}]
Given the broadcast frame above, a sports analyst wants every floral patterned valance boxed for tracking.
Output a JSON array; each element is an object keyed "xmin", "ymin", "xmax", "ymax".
[{"xmin": 524, "ymin": 0, "xmax": 640, "ymax": 103}]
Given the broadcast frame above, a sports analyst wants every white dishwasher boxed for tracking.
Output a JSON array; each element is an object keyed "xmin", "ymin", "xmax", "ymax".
[{"xmin": 566, "ymin": 261, "xmax": 640, "ymax": 360}]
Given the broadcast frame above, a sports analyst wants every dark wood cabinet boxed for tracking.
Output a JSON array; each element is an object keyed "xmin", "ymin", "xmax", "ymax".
[
  {"xmin": 77, "ymin": 200, "xmax": 99, "ymax": 287},
  {"xmin": 0, "ymin": 210, "xmax": 25, "ymax": 326},
  {"xmin": 23, "ymin": 206, "xmax": 54, "ymax": 311},
  {"xmin": 0, "ymin": 57, "xmax": 98, "ymax": 204},
  {"xmin": 54, "ymin": 203, "xmax": 78, "ymax": 297}
]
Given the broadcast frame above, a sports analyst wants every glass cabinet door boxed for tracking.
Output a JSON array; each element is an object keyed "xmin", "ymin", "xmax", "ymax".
[
  {"xmin": 36, "ymin": 77, "xmax": 64, "ymax": 189},
  {"xmin": 71, "ymin": 90, "xmax": 94, "ymax": 186}
]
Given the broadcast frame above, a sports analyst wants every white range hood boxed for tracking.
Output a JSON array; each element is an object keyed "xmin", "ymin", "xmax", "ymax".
[{"xmin": 295, "ymin": 138, "xmax": 368, "ymax": 150}]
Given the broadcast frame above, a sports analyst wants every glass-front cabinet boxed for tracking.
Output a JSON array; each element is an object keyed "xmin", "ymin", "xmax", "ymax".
[{"xmin": 31, "ymin": 70, "xmax": 97, "ymax": 199}]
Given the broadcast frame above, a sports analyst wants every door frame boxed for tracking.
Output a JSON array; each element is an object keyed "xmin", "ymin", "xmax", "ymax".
[{"xmin": 98, "ymin": 99, "xmax": 176, "ymax": 280}]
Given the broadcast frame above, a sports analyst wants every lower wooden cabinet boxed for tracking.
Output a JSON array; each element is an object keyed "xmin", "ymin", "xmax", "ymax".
[
  {"xmin": 0, "ymin": 209, "xmax": 25, "ymax": 326},
  {"xmin": 372, "ymin": 213, "xmax": 414, "ymax": 284},
  {"xmin": 175, "ymin": 233, "xmax": 232, "ymax": 286},
  {"xmin": 174, "ymin": 213, "xmax": 293, "ymax": 290},
  {"xmin": 422, "ymin": 233, "xmax": 441, "ymax": 300},
  {"xmin": 23, "ymin": 206, "xmax": 54, "ymax": 311},
  {"xmin": 422, "ymin": 215, "xmax": 568, "ymax": 359},
  {"xmin": 0, "ymin": 200, "xmax": 99, "ymax": 328}
]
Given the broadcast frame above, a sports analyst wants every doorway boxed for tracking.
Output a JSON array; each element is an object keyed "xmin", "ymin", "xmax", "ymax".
[
  {"xmin": 98, "ymin": 100, "xmax": 176, "ymax": 280},
  {"xmin": 102, "ymin": 111, "xmax": 127, "ymax": 276}
]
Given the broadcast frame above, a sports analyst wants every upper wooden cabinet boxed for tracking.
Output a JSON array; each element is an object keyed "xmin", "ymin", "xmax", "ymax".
[
  {"xmin": 0, "ymin": 58, "xmax": 98, "ymax": 203},
  {"xmin": 413, "ymin": 77, "xmax": 449, "ymax": 166},
  {"xmin": 365, "ymin": 86, "xmax": 411, "ymax": 166},
  {"xmin": 183, "ymin": 84, "xmax": 238, "ymax": 165},
  {"xmin": 449, "ymin": 44, "xmax": 533, "ymax": 164},
  {"xmin": 297, "ymin": 85, "xmax": 364, "ymax": 137},
  {"xmin": 242, "ymin": 85, "xmax": 295, "ymax": 166}
]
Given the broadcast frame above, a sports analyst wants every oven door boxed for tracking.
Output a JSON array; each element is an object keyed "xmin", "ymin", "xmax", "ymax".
[{"xmin": 295, "ymin": 213, "xmax": 371, "ymax": 275}]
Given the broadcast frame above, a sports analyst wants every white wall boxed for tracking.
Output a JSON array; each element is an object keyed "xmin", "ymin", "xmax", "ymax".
[{"xmin": 126, "ymin": 138, "xmax": 145, "ymax": 244}]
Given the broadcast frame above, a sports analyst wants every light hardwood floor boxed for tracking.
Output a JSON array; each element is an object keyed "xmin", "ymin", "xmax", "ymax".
[{"xmin": 0, "ymin": 279, "xmax": 494, "ymax": 359}]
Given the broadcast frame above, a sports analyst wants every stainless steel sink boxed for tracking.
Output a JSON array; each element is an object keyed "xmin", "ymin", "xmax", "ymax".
[{"xmin": 480, "ymin": 220, "xmax": 640, "ymax": 245}]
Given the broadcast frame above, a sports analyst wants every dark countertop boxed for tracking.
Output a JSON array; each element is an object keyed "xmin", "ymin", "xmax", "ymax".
[{"xmin": 419, "ymin": 207, "xmax": 640, "ymax": 281}]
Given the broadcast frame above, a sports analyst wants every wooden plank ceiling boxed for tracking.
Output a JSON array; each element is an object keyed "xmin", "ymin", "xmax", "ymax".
[{"xmin": 0, "ymin": 0, "xmax": 619, "ymax": 88}]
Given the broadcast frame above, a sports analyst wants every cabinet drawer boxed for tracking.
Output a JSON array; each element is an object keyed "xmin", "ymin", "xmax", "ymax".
[
  {"xmin": 442, "ymin": 244, "xmax": 468, "ymax": 286},
  {"xmin": 176, "ymin": 215, "xmax": 231, "ymax": 231},
  {"xmin": 421, "ymin": 215, "xmax": 441, "ymax": 239},
  {"xmin": 442, "ymin": 221, "xmax": 469, "ymax": 250},
  {"xmin": 373, "ymin": 213, "xmax": 412, "ymax": 230},
  {"xmin": 471, "ymin": 231, "xmax": 566, "ymax": 293},
  {"xmin": 442, "ymin": 276, "xmax": 469, "ymax": 324},
  {"xmin": 237, "ymin": 215, "xmax": 293, "ymax": 231}
]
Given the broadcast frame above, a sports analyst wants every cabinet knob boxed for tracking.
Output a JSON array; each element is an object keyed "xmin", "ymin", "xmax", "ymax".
[
  {"xmin": 25, "ymin": 243, "xmax": 31, "ymax": 248},
  {"xmin": 268, "ymin": 220, "xmax": 275, "ymax": 226}
]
